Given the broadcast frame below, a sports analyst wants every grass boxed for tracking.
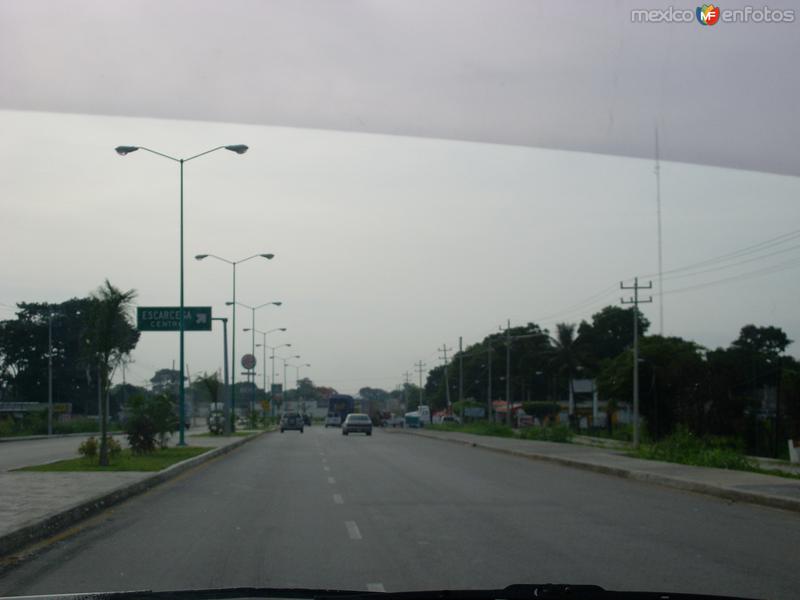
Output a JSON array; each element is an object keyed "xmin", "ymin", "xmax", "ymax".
[
  {"xmin": 630, "ymin": 427, "xmax": 800, "ymax": 480},
  {"xmin": 427, "ymin": 422, "xmax": 515, "ymax": 437},
  {"xmin": 517, "ymin": 424, "xmax": 573, "ymax": 443},
  {"xmin": 427, "ymin": 421, "xmax": 573, "ymax": 443},
  {"xmin": 17, "ymin": 446, "xmax": 210, "ymax": 472}
]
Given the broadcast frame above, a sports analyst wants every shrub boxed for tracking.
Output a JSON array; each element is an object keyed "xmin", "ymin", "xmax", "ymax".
[
  {"xmin": 521, "ymin": 402, "xmax": 561, "ymax": 420},
  {"xmin": 106, "ymin": 436, "xmax": 122, "ymax": 459},
  {"xmin": 124, "ymin": 394, "xmax": 176, "ymax": 454},
  {"xmin": 633, "ymin": 426, "xmax": 757, "ymax": 471},
  {"xmin": 79, "ymin": 436, "xmax": 99, "ymax": 460}
]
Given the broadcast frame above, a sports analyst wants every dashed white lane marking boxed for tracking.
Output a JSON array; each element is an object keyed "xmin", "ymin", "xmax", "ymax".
[
  {"xmin": 367, "ymin": 583, "xmax": 385, "ymax": 592},
  {"xmin": 345, "ymin": 521, "xmax": 362, "ymax": 540},
  {"xmin": 333, "ymin": 494, "xmax": 344, "ymax": 504},
  {"xmin": 323, "ymin": 466, "xmax": 331, "ymax": 471},
  {"xmin": 322, "ymin": 457, "xmax": 328, "ymax": 463},
  {"xmin": 328, "ymin": 476, "xmax": 336, "ymax": 484}
]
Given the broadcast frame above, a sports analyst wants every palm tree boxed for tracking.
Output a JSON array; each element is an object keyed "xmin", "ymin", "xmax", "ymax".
[
  {"xmin": 85, "ymin": 280, "xmax": 138, "ymax": 465},
  {"xmin": 549, "ymin": 323, "xmax": 584, "ymax": 421}
]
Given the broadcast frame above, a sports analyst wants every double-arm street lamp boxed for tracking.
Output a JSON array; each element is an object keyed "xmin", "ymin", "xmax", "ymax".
[
  {"xmin": 246, "ymin": 327, "xmax": 287, "ymax": 396},
  {"xmin": 288, "ymin": 362, "xmax": 311, "ymax": 389},
  {"xmin": 231, "ymin": 301, "xmax": 281, "ymax": 413},
  {"xmin": 116, "ymin": 144, "xmax": 248, "ymax": 445},
  {"xmin": 288, "ymin": 363, "xmax": 311, "ymax": 413},
  {"xmin": 195, "ymin": 253, "xmax": 274, "ymax": 424},
  {"xmin": 272, "ymin": 352, "xmax": 301, "ymax": 412},
  {"xmin": 262, "ymin": 343, "xmax": 292, "ymax": 414}
]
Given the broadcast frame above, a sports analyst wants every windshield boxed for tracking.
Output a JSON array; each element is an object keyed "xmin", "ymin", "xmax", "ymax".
[{"xmin": 1, "ymin": 3, "xmax": 799, "ymax": 600}]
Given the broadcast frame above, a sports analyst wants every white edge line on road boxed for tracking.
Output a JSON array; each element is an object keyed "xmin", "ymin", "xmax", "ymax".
[
  {"xmin": 328, "ymin": 476, "xmax": 336, "ymax": 484},
  {"xmin": 333, "ymin": 494, "xmax": 344, "ymax": 504},
  {"xmin": 345, "ymin": 520, "xmax": 362, "ymax": 540},
  {"xmin": 367, "ymin": 584, "xmax": 385, "ymax": 592}
]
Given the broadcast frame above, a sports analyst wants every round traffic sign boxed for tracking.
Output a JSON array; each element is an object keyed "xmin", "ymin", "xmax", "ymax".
[{"xmin": 241, "ymin": 353, "xmax": 256, "ymax": 370}]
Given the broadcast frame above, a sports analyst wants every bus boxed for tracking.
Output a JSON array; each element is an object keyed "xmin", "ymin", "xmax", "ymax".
[{"xmin": 325, "ymin": 394, "xmax": 355, "ymax": 427}]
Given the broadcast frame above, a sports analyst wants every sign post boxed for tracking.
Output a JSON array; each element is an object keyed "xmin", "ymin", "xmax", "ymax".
[{"xmin": 241, "ymin": 354, "xmax": 257, "ymax": 416}]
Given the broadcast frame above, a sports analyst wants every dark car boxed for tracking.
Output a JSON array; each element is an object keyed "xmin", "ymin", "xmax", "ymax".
[
  {"xmin": 342, "ymin": 413, "xmax": 372, "ymax": 436},
  {"xmin": 280, "ymin": 412, "xmax": 304, "ymax": 433}
]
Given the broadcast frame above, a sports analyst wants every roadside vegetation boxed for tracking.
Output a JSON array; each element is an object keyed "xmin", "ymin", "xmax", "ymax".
[
  {"xmin": 631, "ymin": 426, "xmax": 800, "ymax": 480},
  {"xmin": 19, "ymin": 446, "xmax": 209, "ymax": 472},
  {"xmin": 427, "ymin": 421, "xmax": 573, "ymax": 443},
  {"xmin": 0, "ymin": 413, "xmax": 117, "ymax": 438}
]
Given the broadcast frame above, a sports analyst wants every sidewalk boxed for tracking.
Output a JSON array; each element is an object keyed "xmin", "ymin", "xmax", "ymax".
[
  {"xmin": 0, "ymin": 431, "xmax": 265, "ymax": 558},
  {"xmin": 400, "ymin": 429, "xmax": 800, "ymax": 514}
]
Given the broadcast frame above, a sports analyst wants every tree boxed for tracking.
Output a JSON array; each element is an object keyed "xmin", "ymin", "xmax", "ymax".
[
  {"xmin": 358, "ymin": 387, "xmax": 390, "ymax": 404},
  {"xmin": 0, "ymin": 298, "xmax": 95, "ymax": 411},
  {"xmin": 549, "ymin": 322, "xmax": 585, "ymax": 418},
  {"xmin": 150, "ymin": 368, "xmax": 183, "ymax": 395},
  {"xmin": 597, "ymin": 335, "xmax": 706, "ymax": 438},
  {"xmin": 84, "ymin": 280, "xmax": 139, "ymax": 466},
  {"xmin": 577, "ymin": 306, "xmax": 650, "ymax": 373}
]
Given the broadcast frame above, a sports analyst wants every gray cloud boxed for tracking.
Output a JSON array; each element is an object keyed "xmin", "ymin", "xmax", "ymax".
[{"xmin": 1, "ymin": 0, "xmax": 798, "ymax": 175}]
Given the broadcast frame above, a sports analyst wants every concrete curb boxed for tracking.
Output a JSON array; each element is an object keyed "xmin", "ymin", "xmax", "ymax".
[
  {"xmin": 0, "ymin": 431, "xmax": 267, "ymax": 558},
  {"xmin": 403, "ymin": 430, "xmax": 800, "ymax": 515}
]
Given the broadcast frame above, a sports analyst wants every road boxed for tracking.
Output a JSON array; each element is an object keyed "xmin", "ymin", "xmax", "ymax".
[
  {"xmin": 0, "ymin": 434, "xmax": 126, "ymax": 471},
  {"xmin": 1, "ymin": 427, "xmax": 797, "ymax": 599}
]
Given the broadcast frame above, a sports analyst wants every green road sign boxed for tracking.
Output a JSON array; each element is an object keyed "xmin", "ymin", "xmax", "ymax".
[{"xmin": 137, "ymin": 306, "xmax": 212, "ymax": 331}]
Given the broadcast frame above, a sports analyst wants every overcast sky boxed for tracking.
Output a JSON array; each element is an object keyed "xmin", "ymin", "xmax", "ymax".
[{"xmin": 1, "ymin": 1, "xmax": 799, "ymax": 393}]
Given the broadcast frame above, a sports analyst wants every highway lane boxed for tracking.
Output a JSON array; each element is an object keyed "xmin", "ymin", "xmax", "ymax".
[{"xmin": 1, "ymin": 426, "xmax": 798, "ymax": 599}]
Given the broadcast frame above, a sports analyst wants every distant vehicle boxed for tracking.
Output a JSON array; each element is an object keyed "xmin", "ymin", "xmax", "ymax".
[
  {"xmin": 441, "ymin": 415, "xmax": 460, "ymax": 425},
  {"xmin": 325, "ymin": 394, "xmax": 355, "ymax": 427},
  {"xmin": 404, "ymin": 411, "xmax": 422, "ymax": 428},
  {"xmin": 417, "ymin": 405, "xmax": 431, "ymax": 424},
  {"xmin": 342, "ymin": 413, "xmax": 372, "ymax": 436},
  {"xmin": 384, "ymin": 413, "xmax": 405, "ymax": 428},
  {"xmin": 280, "ymin": 412, "xmax": 304, "ymax": 433},
  {"xmin": 302, "ymin": 414, "xmax": 311, "ymax": 426}
]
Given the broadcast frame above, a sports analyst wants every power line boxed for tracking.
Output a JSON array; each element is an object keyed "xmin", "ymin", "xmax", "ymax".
[
  {"xmin": 662, "ymin": 257, "xmax": 800, "ymax": 296},
  {"xmin": 642, "ymin": 229, "xmax": 800, "ymax": 279},
  {"xmin": 660, "ymin": 243, "xmax": 800, "ymax": 282}
]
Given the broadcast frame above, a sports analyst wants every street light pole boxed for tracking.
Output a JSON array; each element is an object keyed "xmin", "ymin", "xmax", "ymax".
[
  {"xmin": 116, "ymin": 143, "xmax": 248, "ymax": 446},
  {"xmin": 251, "ymin": 327, "xmax": 286, "ymax": 394},
  {"xmin": 48, "ymin": 312, "xmax": 53, "ymax": 436},
  {"xmin": 195, "ymin": 253, "xmax": 274, "ymax": 429},
  {"xmin": 236, "ymin": 302, "xmax": 281, "ymax": 414}
]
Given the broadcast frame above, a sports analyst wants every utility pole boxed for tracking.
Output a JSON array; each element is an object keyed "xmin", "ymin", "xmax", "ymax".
[
  {"xmin": 487, "ymin": 345, "xmax": 493, "ymax": 422},
  {"xmin": 505, "ymin": 320, "xmax": 512, "ymax": 427},
  {"xmin": 403, "ymin": 371, "xmax": 411, "ymax": 410},
  {"xmin": 655, "ymin": 125, "xmax": 664, "ymax": 335},
  {"xmin": 621, "ymin": 277, "xmax": 653, "ymax": 449},
  {"xmin": 415, "ymin": 360, "xmax": 426, "ymax": 408},
  {"xmin": 47, "ymin": 312, "xmax": 53, "ymax": 436},
  {"xmin": 458, "ymin": 336, "xmax": 464, "ymax": 419},
  {"xmin": 439, "ymin": 344, "xmax": 453, "ymax": 410}
]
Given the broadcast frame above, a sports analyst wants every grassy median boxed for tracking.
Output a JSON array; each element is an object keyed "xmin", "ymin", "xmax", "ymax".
[{"xmin": 17, "ymin": 446, "xmax": 210, "ymax": 472}]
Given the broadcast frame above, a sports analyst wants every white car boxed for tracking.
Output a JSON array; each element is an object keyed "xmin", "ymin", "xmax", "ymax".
[{"xmin": 325, "ymin": 413, "xmax": 342, "ymax": 428}]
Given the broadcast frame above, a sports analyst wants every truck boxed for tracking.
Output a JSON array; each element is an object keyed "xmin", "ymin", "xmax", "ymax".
[{"xmin": 404, "ymin": 405, "xmax": 431, "ymax": 428}]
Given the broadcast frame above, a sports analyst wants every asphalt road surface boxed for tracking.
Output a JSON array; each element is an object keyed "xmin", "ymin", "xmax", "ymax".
[{"xmin": 1, "ymin": 427, "xmax": 798, "ymax": 599}]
